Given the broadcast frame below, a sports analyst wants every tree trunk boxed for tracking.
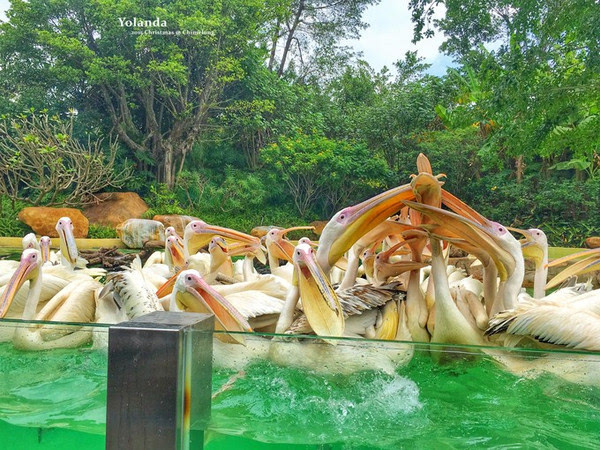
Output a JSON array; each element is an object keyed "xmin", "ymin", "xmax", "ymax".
[
  {"xmin": 278, "ymin": 0, "xmax": 305, "ymax": 77},
  {"xmin": 515, "ymin": 155, "xmax": 524, "ymax": 183},
  {"xmin": 164, "ymin": 146, "xmax": 175, "ymax": 188}
]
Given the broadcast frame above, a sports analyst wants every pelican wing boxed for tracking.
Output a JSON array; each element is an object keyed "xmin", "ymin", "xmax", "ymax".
[{"xmin": 486, "ymin": 300, "xmax": 600, "ymax": 351}]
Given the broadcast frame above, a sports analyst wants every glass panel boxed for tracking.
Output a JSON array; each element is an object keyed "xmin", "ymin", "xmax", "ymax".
[
  {"xmin": 208, "ymin": 331, "xmax": 600, "ymax": 449},
  {"xmin": 0, "ymin": 319, "xmax": 108, "ymax": 450},
  {"xmin": 2, "ymin": 318, "xmax": 600, "ymax": 449}
]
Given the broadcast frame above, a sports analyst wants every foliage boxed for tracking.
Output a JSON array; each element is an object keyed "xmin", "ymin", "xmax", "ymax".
[
  {"xmin": 262, "ymin": 133, "xmax": 389, "ymax": 216},
  {"xmin": 0, "ymin": 197, "xmax": 32, "ymax": 237},
  {"xmin": 0, "ymin": 113, "xmax": 132, "ymax": 207},
  {"xmin": 88, "ymin": 224, "xmax": 118, "ymax": 239},
  {"xmin": 143, "ymin": 184, "xmax": 186, "ymax": 218}
]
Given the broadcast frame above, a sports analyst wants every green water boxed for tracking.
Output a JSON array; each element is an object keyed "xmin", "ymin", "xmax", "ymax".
[{"xmin": 0, "ymin": 340, "xmax": 599, "ymax": 449}]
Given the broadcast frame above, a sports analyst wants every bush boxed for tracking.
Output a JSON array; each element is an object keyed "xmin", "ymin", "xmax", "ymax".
[
  {"xmin": 0, "ymin": 197, "xmax": 32, "ymax": 237},
  {"xmin": 88, "ymin": 224, "xmax": 118, "ymax": 239}
]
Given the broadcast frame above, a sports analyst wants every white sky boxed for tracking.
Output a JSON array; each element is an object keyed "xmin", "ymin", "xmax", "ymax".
[{"xmin": 0, "ymin": 0, "xmax": 452, "ymax": 75}]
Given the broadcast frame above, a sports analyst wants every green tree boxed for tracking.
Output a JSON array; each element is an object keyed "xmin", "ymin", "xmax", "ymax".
[
  {"xmin": 0, "ymin": 0, "xmax": 276, "ymax": 187},
  {"xmin": 261, "ymin": 133, "xmax": 388, "ymax": 216}
]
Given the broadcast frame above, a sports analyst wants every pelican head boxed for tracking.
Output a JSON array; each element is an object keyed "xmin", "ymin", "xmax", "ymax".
[
  {"xmin": 0, "ymin": 249, "xmax": 42, "ymax": 318},
  {"xmin": 171, "ymin": 269, "xmax": 251, "ymax": 343},
  {"xmin": 507, "ymin": 227, "xmax": 548, "ymax": 265},
  {"xmin": 318, "ymin": 183, "xmax": 414, "ymax": 272},
  {"xmin": 39, "ymin": 236, "xmax": 51, "ymax": 264},
  {"xmin": 55, "ymin": 217, "xmax": 78, "ymax": 267},
  {"xmin": 293, "ymin": 242, "xmax": 344, "ymax": 337},
  {"xmin": 22, "ymin": 233, "xmax": 38, "ymax": 250},
  {"xmin": 165, "ymin": 235, "xmax": 186, "ymax": 271},
  {"xmin": 184, "ymin": 220, "xmax": 258, "ymax": 256},
  {"xmin": 165, "ymin": 226, "xmax": 178, "ymax": 238}
]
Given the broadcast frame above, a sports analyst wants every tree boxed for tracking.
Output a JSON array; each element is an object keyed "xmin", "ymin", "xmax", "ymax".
[
  {"xmin": 409, "ymin": 0, "xmax": 600, "ymax": 179},
  {"xmin": 0, "ymin": 112, "xmax": 131, "ymax": 206},
  {"xmin": 261, "ymin": 133, "xmax": 388, "ymax": 216},
  {"xmin": 0, "ymin": 0, "xmax": 274, "ymax": 187},
  {"xmin": 266, "ymin": 0, "xmax": 379, "ymax": 80}
]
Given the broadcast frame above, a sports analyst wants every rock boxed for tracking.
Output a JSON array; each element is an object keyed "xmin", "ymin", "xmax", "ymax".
[
  {"xmin": 310, "ymin": 220, "xmax": 329, "ymax": 236},
  {"xmin": 18, "ymin": 207, "xmax": 88, "ymax": 238},
  {"xmin": 117, "ymin": 219, "xmax": 165, "ymax": 248},
  {"xmin": 585, "ymin": 237, "xmax": 600, "ymax": 248},
  {"xmin": 152, "ymin": 215, "xmax": 199, "ymax": 236},
  {"xmin": 83, "ymin": 192, "xmax": 148, "ymax": 228},
  {"xmin": 250, "ymin": 226, "xmax": 282, "ymax": 238}
]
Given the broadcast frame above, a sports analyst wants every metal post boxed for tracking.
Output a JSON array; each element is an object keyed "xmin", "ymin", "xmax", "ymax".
[{"xmin": 106, "ymin": 312, "xmax": 214, "ymax": 450}]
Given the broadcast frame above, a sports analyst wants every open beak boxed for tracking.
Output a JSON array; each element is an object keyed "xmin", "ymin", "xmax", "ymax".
[
  {"xmin": 404, "ymin": 201, "xmax": 515, "ymax": 280},
  {"xmin": 293, "ymin": 245, "xmax": 344, "ymax": 338},
  {"xmin": 545, "ymin": 248, "xmax": 600, "ymax": 289},
  {"xmin": 184, "ymin": 221, "xmax": 259, "ymax": 256},
  {"xmin": 166, "ymin": 237, "xmax": 186, "ymax": 271},
  {"xmin": 506, "ymin": 227, "xmax": 544, "ymax": 265},
  {"xmin": 174, "ymin": 271, "xmax": 252, "ymax": 344},
  {"xmin": 57, "ymin": 223, "xmax": 78, "ymax": 266},
  {"xmin": 323, "ymin": 183, "xmax": 416, "ymax": 268},
  {"xmin": 268, "ymin": 226, "xmax": 315, "ymax": 263},
  {"xmin": 0, "ymin": 252, "xmax": 39, "ymax": 318}
]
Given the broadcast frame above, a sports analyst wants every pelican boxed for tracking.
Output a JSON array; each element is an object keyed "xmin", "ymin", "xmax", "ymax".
[
  {"xmin": 265, "ymin": 226, "xmax": 314, "ymax": 284},
  {"xmin": 0, "ymin": 249, "xmax": 97, "ymax": 350},
  {"xmin": 508, "ymin": 227, "xmax": 548, "ymax": 299},
  {"xmin": 486, "ymin": 288, "xmax": 600, "ymax": 351}
]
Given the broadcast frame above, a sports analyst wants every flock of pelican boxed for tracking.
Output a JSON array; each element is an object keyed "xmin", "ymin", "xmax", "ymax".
[{"xmin": 1, "ymin": 154, "xmax": 599, "ymax": 383}]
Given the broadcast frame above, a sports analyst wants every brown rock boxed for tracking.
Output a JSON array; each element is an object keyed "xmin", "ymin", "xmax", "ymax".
[
  {"xmin": 18, "ymin": 207, "xmax": 88, "ymax": 238},
  {"xmin": 586, "ymin": 237, "xmax": 600, "ymax": 248},
  {"xmin": 153, "ymin": 215, "xmax": 199, "ymax": 236},
  {"xmin": 83, "ymin": 192, "xmax": 148, "ymax": 228},
  {"xmin": 310, "ymin": 220, "xmax": 329, "ymax": 236}
]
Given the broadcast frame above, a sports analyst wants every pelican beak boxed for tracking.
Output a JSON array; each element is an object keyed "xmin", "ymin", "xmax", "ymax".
[
  {"xmin": 322, "ymin": 184, "xmax": 415, "ymax": 268},
  {"xmin": 185, "ymin": 220, "xmax": 259, "ymax": 256},
  {"xmin": 411, "ymin": 173, "xmax": 442, "ymax": 207},
  {"xmin": 441, "ymin": 190, "xmax": 490, "ymax": 227},
  {"xmin": 0, "ymin": 251, "xmax": 39, "ymax": 318},
  {"xmin": 56, "ymin": 219, "xmax": 78, "ymax": 266},
  {"xmin": 174, "ymin": 271, "xmax": 252, "ymax": 344},
  {"xmin": 166, "ymin": 237, "xmax": 186, "ymax": 271},
  {"xmin": 404, "ymin": 201, "xmax": 515, "ymax": 280},
  {"xmin": 373, "ymin": 301, "xmax": 399, "ymax": 340},
  {"xmin": 267, "ymin": 237, "xmax": 295, "ymax": 263},
  {"xmin": 156, "ymin": 269, "xmax": 183, "ymax": 298},
  {"xmin": 506, "ymin": 227, "xmax": 544, "ymax": 264},
  {"xmin": 40, "ymin": 237, "xmax": 51, "ymax": 264},
  {"xmin": 545, "ymin": 249, "xmax": 600, "ymax": 289},
  {"xmin": 268, "ymin": 226, "xmax": 315, "ymax": 263},
  {"xmin": 293, "ymin": 244, "xmax": 344, "ymax": 338},
  {"xmin": 416, "ymin": 153, "xmax": 433, "ymax": 174}
]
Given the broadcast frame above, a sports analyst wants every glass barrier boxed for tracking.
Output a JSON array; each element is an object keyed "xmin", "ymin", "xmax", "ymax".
[
  {"xmin": 0, "ymin": 319, "xmax": 109, "ymax": 450},
  {"xmin": 207, "ymin": 331, "xmax": 600, "ymax": 449},
  {"xmin": 2, "ymin": 318, "xmax": 600, "ymax": 449}
]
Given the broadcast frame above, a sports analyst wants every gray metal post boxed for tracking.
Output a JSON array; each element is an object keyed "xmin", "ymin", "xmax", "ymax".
[{"xmin": 106, "ymin": 311, "xmax": 214, "ymax": 450}]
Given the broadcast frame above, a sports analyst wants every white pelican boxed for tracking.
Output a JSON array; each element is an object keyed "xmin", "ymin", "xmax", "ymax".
[
  {"xmin": 0, "ymin": 249, "xmax": 98, "ymax": 350},
  {"xmin": 486, "ymin": 287, "xmax": 600, "ymax": 351},
  {"xmin": 508, "ymin": 227, "xmax": 548, "ymax": 299}
]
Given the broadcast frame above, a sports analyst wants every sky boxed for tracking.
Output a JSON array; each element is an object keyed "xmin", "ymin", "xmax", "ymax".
[{"xmin": 0, "ymin": 0, "xmax": 452, "ymax": 75}]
